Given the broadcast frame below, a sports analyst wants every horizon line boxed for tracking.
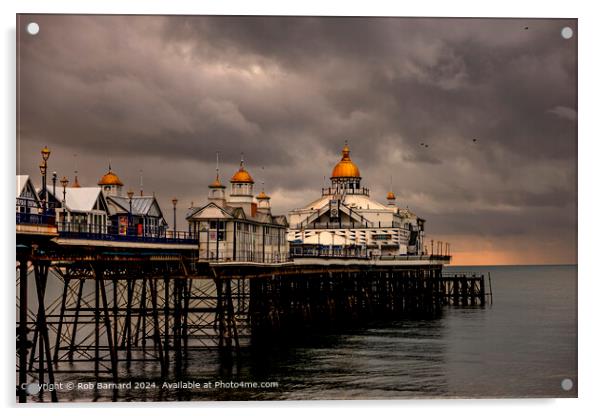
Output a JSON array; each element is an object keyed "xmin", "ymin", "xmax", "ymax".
[{"xmin": 448, "ymin": 263, "xmax": 577, "ymax": 267}]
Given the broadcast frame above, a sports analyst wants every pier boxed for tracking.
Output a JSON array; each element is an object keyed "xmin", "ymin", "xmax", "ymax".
[
  {"xmin": 16, "ymin": 145, "xmax": 492, "ymax": 402},
  {"xmin": 16, "ymin": 224, "xmax": 490, "ymax": 402}
]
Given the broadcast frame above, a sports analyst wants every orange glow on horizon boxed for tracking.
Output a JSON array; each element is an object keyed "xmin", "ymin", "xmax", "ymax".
[
  {"xmin": 437, "ymin": 234, "xmax": 576, "ymax": 266},
  {"xmin": 450, "ymin": 251, "xmax": 521, "ymax": 266}
]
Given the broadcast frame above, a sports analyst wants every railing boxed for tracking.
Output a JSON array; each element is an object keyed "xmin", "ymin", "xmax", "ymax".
[
  {"xmin": 202, "ymin": 252, "xmax": 291, "ymax": 264},
  {"xmin": 16, "ymin": 212, "xmax": 56, "ymax": 226},
  {"xmin": 57, "ymin": 222, "xmax": 197, "ymax": 245},
  {"xmin": 296, "ymin": 221, "xmax": 405, "ymax": 230},
  {"xmin": 290, "ymin": 244, "xmax": 451, "ymax": 262},
  {"xmin": 290, "ymin": 245, "xmax": 369, "ymax": 259},
  {"xmin": 374, "ymin": 254, "xmax": 452, "ymax": 262},
  {"xmin": 321, "ymin": 187, "xmax": 370, "ymax": 197},
  {"xmin": 16, "ymin": 197, "xmax": 59, "ymax": 210}
]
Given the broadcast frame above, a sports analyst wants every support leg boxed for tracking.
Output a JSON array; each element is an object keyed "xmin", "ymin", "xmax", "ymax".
[{"xmin": 17, "ymin": 255, "xmax": 29, "ymax": 403}]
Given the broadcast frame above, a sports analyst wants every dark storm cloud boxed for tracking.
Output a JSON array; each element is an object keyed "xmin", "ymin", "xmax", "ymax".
[{"xmin": 16, "ymin": 15, "xmax": 577, "ymax": 263}]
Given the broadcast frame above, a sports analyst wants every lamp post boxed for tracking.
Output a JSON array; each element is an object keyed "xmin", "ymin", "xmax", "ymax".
[
  {"xmin": 52, "ymin": 171, "xmax": 57, "ymax": 200},
  {"xmin": 127, "ymin": 190, "xmax": 134, "ymax": 235},
  {"xmin": 40, "ymin": 146, "xmax": 51, "ymax": 214},
  {"xmin": 60, "ymin": 176, "xmax": 68, "ymax": 231},
  {"xmin": 172, "ymin": 197, "xmax": 178, "ymax": 238}
]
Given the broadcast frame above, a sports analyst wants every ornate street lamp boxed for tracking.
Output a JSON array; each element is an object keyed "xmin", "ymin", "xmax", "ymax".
[
  {"xmin": 60, "ymin": 176, "xmax": 69, "ymax": 231},
  {"xmin": 41, "ymin": 146, "xmax": 50, "ymax": 161},
  {"xmin": 127, "ymin": 190, "xmax": 134, "ymax": 235},
  {"xmin": 39, "ymin": 163, "xmax": 47, "ymax": 213},
  {"xmin": 39, "ymin": 146, "xmax": 51, "ymax": 214},
  {"xmin": 172, "ymin": 197, "xmax": 178, "ymax": 237}
]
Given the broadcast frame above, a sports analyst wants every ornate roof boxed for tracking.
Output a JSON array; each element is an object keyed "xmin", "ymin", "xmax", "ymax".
[
  {"xmin": 231, "ymin": 160, "xmax": 254, "ymax": 183},
  {"xmin": 331, "ymin": 143, "xmax": 360, "ymax": 178},
  {"xmin": 256, "ymin": 191, "xmax": 270, "ymax": 200},
  {"xmin": 209, "ymin": 175, "xmax": 225, "ymax": 188},
  {"xmin": 98, "ymin": 166, "xmax": 123, "ymax": 186}
]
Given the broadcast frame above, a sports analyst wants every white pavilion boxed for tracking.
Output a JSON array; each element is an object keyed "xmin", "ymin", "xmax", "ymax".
[{"xmin": 288, "ymin": 143, "xmax": 426, "ymax": 257}]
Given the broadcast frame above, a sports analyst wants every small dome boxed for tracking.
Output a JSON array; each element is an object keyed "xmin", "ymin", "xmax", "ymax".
[
  {"xmin": 231, "ymin": 165, "xmax": 254, "ymax": 183},
  {"xmin": 209, "ymin": 175, "xmax": 225, "ymax": 188},
  {"xmin": 387, "ymin": 191, "xmax": 396, "ymax": 200},
  {"xmin": 331, "ymin": 143, "xmax": 361, "ymax": 178},
  {"xmin": 98, "ymin": 167, "xmax": 123, "ymax": 186},
  {"xmin": 256, "ymin": 191, "xmax": 270, "ymax": 200}
]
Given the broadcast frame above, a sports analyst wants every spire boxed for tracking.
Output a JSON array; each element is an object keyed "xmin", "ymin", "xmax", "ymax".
[
  {"xmin": 72, "ymin": 170, "xmax": 81, "ymax": 188},
  {"xmin": 209, "ymin": 151, "xmax": 225, "ymax": 188},
  {"xmin": 386, "ymin": 175, "xmax": 396, "ymax": 202},
  {"xmin": 139, "ymin": 169, "xmax": 144, "ymax": 196},
  {"xmin": 230, "ymin": 151, "xmax": 254, "ymax": 183},
  {"xmin": 208, "ymin": 151, "xmax": 226, "ymax": 206},
  {"xmin": 342, "ymin": 140, "xmax": 351, "ymax": 160},
  {"xmin": 257, "ymin": 166, "xmax": 270, "ymax": 201},
  {"xmin": 261, "ymin": 166, "xmax": 265, "ymax": 193},
  {"xmin": 216, "ymin": 151, "xmax": 220, "ymax": 178}
]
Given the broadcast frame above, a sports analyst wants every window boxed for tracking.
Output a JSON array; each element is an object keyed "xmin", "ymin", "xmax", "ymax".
[{"xmin": 209, "ymin": 220, "xmax": 225, "ymax": 241}]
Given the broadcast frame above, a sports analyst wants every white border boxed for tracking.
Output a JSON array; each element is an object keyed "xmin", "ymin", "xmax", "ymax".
[{"xmin": 2, "ymin": 1, "xmax": 600, "ymax": 414}]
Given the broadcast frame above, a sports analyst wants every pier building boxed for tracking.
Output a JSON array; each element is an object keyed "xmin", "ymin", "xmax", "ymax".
[
  {"xmin": 288, "ymin": 143, "xmax": 426, "ymax": 258},
  {"xmin": 97, "ymin": 166, "xmax": 169, "ymax": 237},
  {"xmin": 186, "ymin": 158, "xmax": 288, "ymax": 263},
  {"xmin": 52, "ymin": 187, "xmax": 110, "ymax": 233},
  {"xmin": 16, "ymin": 175, "xmax": 42, "ymax": 215}
]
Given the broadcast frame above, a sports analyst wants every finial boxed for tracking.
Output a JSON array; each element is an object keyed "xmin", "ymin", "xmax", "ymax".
[
  {"xmin": 240, "ymin": 152, "xmax": 245, "ymax": 168},
  {"xmin": 216, "ymin": 151, "xmax": 220, "ymax": 180},
  {"xmin": 108, "ymin": 160, "xmax": 112, "ymax": 172},
  {"xmin": 386, "ymin": 176, "xmax": 396, "ymax": 201},
  {"xmin": 139, "ymin": 169, "xmax": 144, "ymax": 196},
  {"xmin": 341, "ymin": 141, "xmax": 351, "ymax": 159},
  {"xmin": 261, "ymin": 166, "xmax": 265, "ymax": 192},
  {"xmin": 73, "ymin": 170, "xmax": 81, "ymax": 188}
]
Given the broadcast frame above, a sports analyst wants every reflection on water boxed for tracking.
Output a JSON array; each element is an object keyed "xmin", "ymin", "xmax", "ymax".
[{"xmin": 38, "ymin": 265, "xmax": 577, "ymax": 401}]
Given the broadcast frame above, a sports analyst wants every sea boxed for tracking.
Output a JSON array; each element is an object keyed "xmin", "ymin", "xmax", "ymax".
[{"xmin": 35, "ymin": 264, "xmax": 578, "ymax": 401}]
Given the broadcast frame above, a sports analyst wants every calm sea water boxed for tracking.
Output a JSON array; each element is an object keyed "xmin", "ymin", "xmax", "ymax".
[{"xmin": 51, "ymin": 265, "xmax": 577, "ymax": 401}]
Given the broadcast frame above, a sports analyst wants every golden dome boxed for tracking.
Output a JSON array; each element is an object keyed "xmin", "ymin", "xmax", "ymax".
[
  {"xmin": 331, "ymin": 143, "xmax": 361, "ymax": 178},
  {"xmin": 386, "ymin": 191, "xmax": 396, "ymax": 200},
  {"xmin": 98, "ymin": 167, "xmax": 123, "ymax": 186},
  {"xmin": 256, "ymin": 191, "xmax": 270, "ymax": 200},
  {"xmin": 209, "ymin": 174, "xmax": 225, "ymax": 188},
  {"xmin": 231, "ymin": 164, "xmax": 254, "ymax": 183}
]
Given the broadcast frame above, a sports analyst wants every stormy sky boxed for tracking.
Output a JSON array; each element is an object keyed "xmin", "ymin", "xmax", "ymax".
[{"xmin": 16, "ymin": 15, "xmax": 577, "ymax": 265}]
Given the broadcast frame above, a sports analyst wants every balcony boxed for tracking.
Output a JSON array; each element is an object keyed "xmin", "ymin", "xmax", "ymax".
[
  {"xmin": 57, "ymin": 222, "xmax": 198, "ymax": 245},
  {"xmin": 297, "ymin": 221, "xmax": 405, "ymax": 230},
  {"xmin": 16, "ymin": 212, "xmax": 56, "ymax": 226},
  {"xmin": 321, "ymin": 187, "xmax": 370, "ymax": 197}
]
